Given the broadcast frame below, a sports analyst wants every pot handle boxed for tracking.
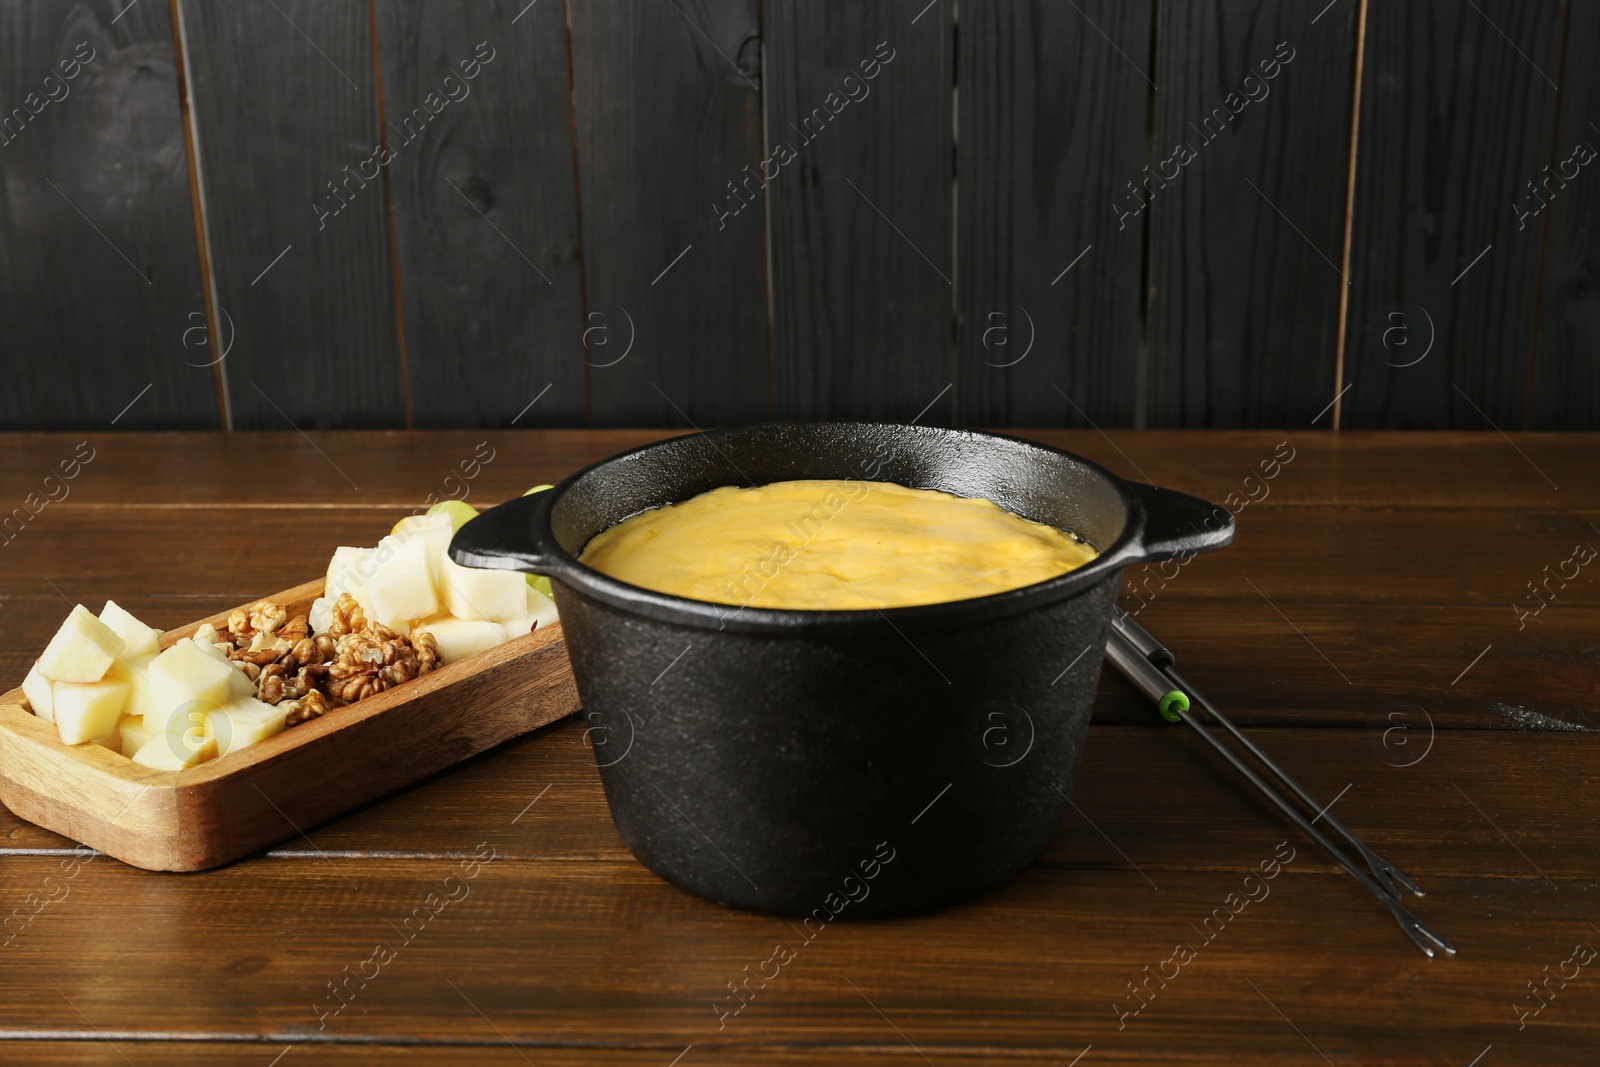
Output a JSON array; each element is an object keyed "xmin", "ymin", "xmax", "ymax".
[
  {"xmin": 1126, "ymin": 481, "xmax": 1234, "ymax": 564},
  {"xmin": 447, "ymin": 490, "xmax": 563, "ymax": 574}
]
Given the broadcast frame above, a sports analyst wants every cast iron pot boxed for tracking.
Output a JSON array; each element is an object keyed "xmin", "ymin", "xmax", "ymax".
[{"xmin": 451, "ymin": 423, "xmax": 1232, "ymax": 917}]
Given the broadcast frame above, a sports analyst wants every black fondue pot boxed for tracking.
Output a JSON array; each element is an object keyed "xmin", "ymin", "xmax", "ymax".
[{"xmin": 451, "ymin": 423, "xmax": 1232, "ymax": 916}]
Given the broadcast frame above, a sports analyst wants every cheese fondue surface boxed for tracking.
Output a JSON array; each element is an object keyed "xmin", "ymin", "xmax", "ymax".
[{"xmin": 577, "ymin": 479, "xmax": 1098, "ymax": 610}]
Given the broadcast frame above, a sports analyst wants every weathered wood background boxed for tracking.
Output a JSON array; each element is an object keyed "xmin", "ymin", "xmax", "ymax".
[{"xmin": 0, "ymin": 0, "xmax": 1593, "ymax": 431}]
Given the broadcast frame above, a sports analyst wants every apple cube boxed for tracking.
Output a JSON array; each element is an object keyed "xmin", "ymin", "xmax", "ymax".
[
  {"xmin": 98, "ymin": 601, "xmax": 161, "ymax": 659},
  {"xmin": 145, "ymin": 639, "xmax": 234, "ymax": 732},
  {"xmin": 414, "ymin": 616, "xmax": 506, "ymax": 664},
  {"xmin": 119, "ymin": 715, "xmax": 155, "ymax": 758},
  {"xmin": 308, "ymin": 596, "xmax": 332, "ymax": 635},
  {"xmin": 204, "ymin": 696, "xmax": 287, "ymax": 757},
  {"xmin": 439, "ymin": 551, "xmax": 526, "ymax": 621},
  {"xmin": 106, "ymin": 653, "xmax": 157, "ymax": 722},
  {"xmin": 22, "ymin": 665, "xmax": 53, "ymax": 721},
  {"xmin": 37, "ymin": 605, "xmax": 124, "ymax": 683},
  {"xmin": 120, "ymin": 659, "xmax": 162, "ymax": 721},
  {"xmin": 107, "ymin": 651, "xmax": 153, "ymax": 681},
  {"xmin": 325, "ymin": 546, "xmax": 376, "ymax": 613},
  {"xmin": 393, "ymin": 513, "xmax": 455, "ymax": 583},
  {"xmin": 493, "ymin": 588, "xmax": 560, "ymax": 644},
  {"xmin": 227, "ymin": 665, "xmax": 256, "ymax": 699},
  {"xmin": 53, "ymin": 678, "xmax": 130, "ymax": 745},
  {"xmin": 131, "ymin": 732, "xmax": 217, "ymax": 770},
  {"xmin": 526, "ymin": 587, "xmax": 559, "ymax": 627},
  {"xmin": 93, "ymin": 718, "xmax": 125, "ymax": 752},
  {"xmin": 365, "ymin": 533, "xmax": 439, "ymax": 630}
]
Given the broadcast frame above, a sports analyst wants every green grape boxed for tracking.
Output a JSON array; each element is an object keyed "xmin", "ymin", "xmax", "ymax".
[
  {"xmin": 526, "ymin": 574, "xmax": 554, "ymax": 597},
  {"xmin": 425, "ymin": 499, "xmax": 480, "ymax": 532}
]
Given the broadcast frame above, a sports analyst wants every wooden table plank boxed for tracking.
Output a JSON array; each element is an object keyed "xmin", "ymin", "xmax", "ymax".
[
  {"xmin": 4, "ymin": 719, "xmax": 1594, "ymax": 888},
  {"xmin": 0, "ymin": 430, "xmax": 1593, "ymax": 1061},
  {"xmin": 4, "ymin": 503, "xmax": 1596, "ymax": 605},
  {"xmin": 0, "ymin": 855, "xmax": 1591, "ymax": 1058},
  {"xmin": 0, "ymin": 431, "xmax": 1591, "ymax": 510},
  {"xmin": 2, "ymin": 502, "xmax": 1595, "ymax": 731}
]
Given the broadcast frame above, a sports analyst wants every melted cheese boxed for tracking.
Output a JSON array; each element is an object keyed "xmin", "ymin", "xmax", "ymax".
[{"xmin": 578, "ymin": 479, "xmax": 1097, "ymax": 610}]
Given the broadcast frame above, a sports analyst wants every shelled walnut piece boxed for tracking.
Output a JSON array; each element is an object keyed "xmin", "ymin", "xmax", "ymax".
[{"xmin": 202, "ymin": 595, "xmax": 440, "ymax": 728}]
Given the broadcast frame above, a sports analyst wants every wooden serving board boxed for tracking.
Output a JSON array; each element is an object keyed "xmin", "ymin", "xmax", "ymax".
[{"xmin": 0, "ymin": 579, "xmax": 579, "ymax": 871}]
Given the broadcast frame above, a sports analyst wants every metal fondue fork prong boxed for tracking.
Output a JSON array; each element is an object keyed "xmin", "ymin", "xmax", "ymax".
[
  {"xmin": 1110, "ymin": 610, "xmax": 1426, "ymax": 898},
  {"xmin": 1103, "ymin": 619, "xmax": 1456, "ymax": 958}
]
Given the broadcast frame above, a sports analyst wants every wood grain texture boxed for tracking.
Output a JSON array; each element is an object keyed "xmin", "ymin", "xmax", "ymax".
[
  {"xmin": 955, "ymin": 0, "xmax": 1150, "ymax": 428},
  {"xmin": 0, "ymin": 430, "xmax": 1595, "ymax": 1058},
  {"xmin": 0, "ymin": 580, "xmax": 576, "ymax": 870},
  {"xmin": 0, "ymin": 429, "xmax": 1589, "ymax": 510},
  {"xmin": 567, "ymin": 0, "xmax": 768, "ymax": 426},
  {"xmin": 766, "ymin": 4, "xmax": 954, "ymax": 422},
  {"xmin": 1527, "ymin": 0, "xmax": 1600, "ymax": 430},
  {"xmin": 0, "ymin": 857, "xmax": 1592, "ymax": 1058},
  {"xmin": 0, "ymin": 0, "xmax": 217, "ymax": 430},
  {"xmin": 1343, "ymin": 0, "xmax": 1566, "ymax": 428},
  {"xmin": 0, "ymin": 432, "xmax": 1593, "ymax": 733},
  {"xmin": 8, "ymin": 717, "xmax": 1596, "ymax": 889},
  {"xmin": 374, "ymin": 1, "xmax": 587, "ymax": 428},
  {"xmin": 177, "ymin": 0, "xmax": 404, "ymax": 429},
  {"xmin": 7, "ymin": 504, "xmax": 1597, "ymax": 606},
  {"xmin": 1146, "ymin": 1, "xmax": 1356, "ymax": 427}
]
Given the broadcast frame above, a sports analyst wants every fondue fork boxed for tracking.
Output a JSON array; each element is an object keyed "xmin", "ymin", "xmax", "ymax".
[{"xmin": 1105, "ymin": 613, "xmax": 1456, "ymax": 958}]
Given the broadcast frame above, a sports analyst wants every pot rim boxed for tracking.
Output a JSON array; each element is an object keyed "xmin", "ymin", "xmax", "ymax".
[{"xmin": 455, "ymin": 423, "xmax": 1230, "ymax": 635}]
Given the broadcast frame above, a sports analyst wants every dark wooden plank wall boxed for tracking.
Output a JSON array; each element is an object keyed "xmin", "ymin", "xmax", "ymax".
[
  {"xmin": 375, "ymin": 0, "xmax": 588, "ymax": 429},
  {"xmin": 1529, "ymin": 1, "xmax": 1599, "ymax": 430},
  {"xmin": 177, "ymin": 0, "xmax": 405, "ymax": 431},
  {"xmin": 1, "ymin": 0, "xmax": 1594, "ymax": 431},
  {"xmin": 955, "ymin": 0, "xmax": 1150, "ymax": 428},
  {"xmin": 1344, "ymin": 0, "xmax": 1569, "ymax": 430},
  {"xmin": 766, "ymin": 3, "xmax": 953, "ymax": 423},
  {"xmin": 568, "ymin": 0, "xmax": 768, "ymax": 427},
  {"xmin": 0, "ymin": 0, "xmax": 217, "ymax": 430},
  {"xmin": 1146, "ymin": 0, "xmax": 1356, "ymax": 428}
]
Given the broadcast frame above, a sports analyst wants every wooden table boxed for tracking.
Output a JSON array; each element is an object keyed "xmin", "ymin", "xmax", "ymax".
[{"xmin": 0, "ymin": 429, "xmax": 1595, "ymax": 1065}]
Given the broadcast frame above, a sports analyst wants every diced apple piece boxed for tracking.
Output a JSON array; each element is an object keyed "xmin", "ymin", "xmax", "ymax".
[
  {"xmin": 131, "ymin": 732, "xmax": 216, "ymax": 770},
  {"xmin": 526, "ymin": 587, "xmax": 559, "ymax": 627},
  {"xmin": 494, "ymin": 588, "xmax": 560, "ymax": 643},
  {"xmin": 227, "ymin": 665, "xmax": 256, "ymax": 699},
  {"xmin": 107, "ymin": 652, "xmax": 154, "ymax": 682},
  {"xmin": 425, "ymin": 499, "xmax": 479, "ymax": 531},
  {"xmin": 22, "ymin": 665, "xmax": 53, "ymax": 721},
  {"xmin": 308, "ymin": 596, "xmax": 333, "ymax": 635},
  {"xmin": 53, "ymin": 678, "xmax": 130, "ymax": 745},
  {"xmin": 393, "ymin": 513, "xmax": 455, "ymax": 584},
  {"xmin": 145, "ymin": 639, "xmax": 234, "ymax": 732},
  {"xmin": 93, "ymin": 718, "xmax": 124, "ymax": 753},
  {"xmin": 439, "ymin": 551, "xmax": 527, "ymax": 621},
  {"xmin": 37, "ymin": 605, "xmax": 124, "ymax": 683},
  {"xmin": 414, "ymin": 616, "xmax": 506, "ymax": 664},
  {"xmin": 98, "ymin": 601, "xmax": 161, "ymax": 659},
  {"xmin": 122, "ymin": 661, "xmax": 161, "ymax": 721},
  {"xmin": 119, "ymin": 715, "xmax": 155, "ymax": 758},
  {"xmin": 325, "ymin": 546, "xmax": 375, "ymax": 611},
  {"xmin": 204, "ymin": 697, "xmax": 287, "ymax": 757},
  {"xmin": 366, "ymin": 533, "xmax": 439, "ymax": 630}
]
